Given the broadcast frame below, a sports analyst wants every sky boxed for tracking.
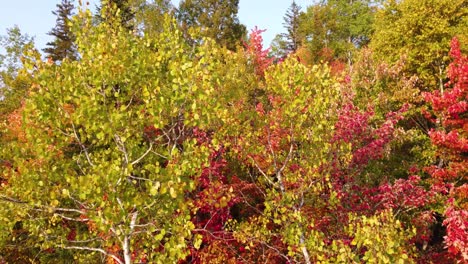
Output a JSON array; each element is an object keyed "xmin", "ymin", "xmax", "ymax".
[{"xmin": 0, "ymin": 0, "xmax": 316, "ymax": 53}]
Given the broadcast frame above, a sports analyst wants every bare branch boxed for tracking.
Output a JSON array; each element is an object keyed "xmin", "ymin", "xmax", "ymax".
[
  {"xmin": 71, "ymin": 122, "xmax": 94, "ymax": 167},
  {"xmin": 54, "ymin": 213, "xmax": 88, "ymax": 222},
  {"xmin": 131, "ymin": 143, "xmax": 153, "ymax": 165},
  {"xmin": 123, "ymin": 210, "xmax": 138, "ymax": 264},
  {"xmin": 127, "ymin": 175, "xmax": 152, "ymax": 182},
  {"xmin": 249, "ymin": 156, "xmax": 275, "ymax": 187},
  {"xmin": 277, "ymin": 131, "xmax": 295, "ymax": 176},
  {"xmin": 67, "ymin": 238, "xmax": 101, "ymax": 244},
  {"xmin": 0, "ymin": 194, "xmax": 27, "ymax": 204},
  {"xmin": 114, "ymin": 134, "xmax": 129, "ymax": 165}
]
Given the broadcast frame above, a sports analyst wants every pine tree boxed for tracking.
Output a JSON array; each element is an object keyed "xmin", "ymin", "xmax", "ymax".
[
  {"xmin": 43, "ymin": 0, "xmax": 77, "ymax": 62},
  {"xmin": 271, "ymin": 1, "xmax": 303, "ymax": 59},
  {"xmin": 177, "ymin": 0, "xmax": 246, "ymax": 50},
  {"xmin": 281, "ymin": 1, "xmax": 302, "ymax": 53}
]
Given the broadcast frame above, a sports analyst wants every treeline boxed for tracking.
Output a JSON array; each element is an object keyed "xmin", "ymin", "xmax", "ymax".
[{"xmin": 0, "ymin": 0, "xmax": 466, "ymax": 263}]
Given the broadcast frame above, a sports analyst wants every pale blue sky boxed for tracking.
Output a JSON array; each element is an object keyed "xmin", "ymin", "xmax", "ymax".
[{"xmin": 0, "ymin": 0, "xmax": 316, "ymax": 52}]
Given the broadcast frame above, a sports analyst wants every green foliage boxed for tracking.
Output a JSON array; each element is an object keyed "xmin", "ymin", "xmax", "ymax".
[
  {"xmin": 0, "ymin": 26, "xmax": 35, "ymax": 113},
  {"xmin": 97, "ymin": 0, "xmax": 136, "ymax": 31},
  {"xmin": 133, "ymin": 0, "xmax": 174, "ymax": 38},
  {"xmin": 0, "ymin": 10, "xmax": 225, "ymax": 262},
  {"xmin": 0, "ymin": 26, "xmax": 34, "ymax": 74},
  {"xmin": 346, "ymin": 210, "xmax": 416, "ymax": 263},
  {"xmin": 300, "ymin": 0, "xmax": 376, "ymax": 64},
  {"xmin": 371, "ymin": 0, "xmax": 468, "ymax": 90},
  {"xmin": 177, "ymin": 0, "xmax": 246, "ymax": 51}
]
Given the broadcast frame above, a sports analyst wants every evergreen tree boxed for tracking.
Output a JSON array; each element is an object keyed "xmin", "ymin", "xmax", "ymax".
[
  {"xmin": 97, "ymin": 0, "xmax": 136, "ymax": 31},
  {"xmin": 281, "ymin": 1, "xmax": 302, "ymax": 53},
  {"xmin": 271, "ymin": 1, "xmax": 303, "ymax": 59},
  {"xmin": 43, "ymin": 0, "xmax": 77, "ymax": 62},
  {"xmin": 177, "ymin": 0, "xmax": 246, "ymax": 50}
]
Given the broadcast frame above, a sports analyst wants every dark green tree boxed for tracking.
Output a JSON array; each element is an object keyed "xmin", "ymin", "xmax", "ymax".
[
  {"xmin": 177, "ymin": 0, "xmax": 246, "ymax": 50},
  {"xmin": 282, "ymin": 1, "xmax": 303, "ymax": 53},
  {"xmin": 271, "ymin": 1, "xmax": 303, "ymax": 59},
  {"xmin": 43, "ymin": 0, "xmax": 77, "ymax": 62}
]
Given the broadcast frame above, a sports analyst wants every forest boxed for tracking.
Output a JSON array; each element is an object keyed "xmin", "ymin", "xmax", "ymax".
[{"xmin": 0, "ymin": 0, "xmax": 466, "ymax": 263}]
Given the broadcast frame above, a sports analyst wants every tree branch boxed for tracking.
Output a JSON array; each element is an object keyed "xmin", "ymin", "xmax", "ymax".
[
  {"xmin": 71, "ymin": 122, "xmax": 94, "ymax": 167},
  {"xmin": 131, "ymin": 143, "xmax": 153, "ymax": 165}
]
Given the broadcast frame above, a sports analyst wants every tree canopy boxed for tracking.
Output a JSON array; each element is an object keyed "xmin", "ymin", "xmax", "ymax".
[
  {"xmin": 371, "ymin": 0, "xmax": 468, "ymax": 90},
  {"xmin": 298, "ymin": 0, "xmax": 376, "ymax": 65},
  {"xmin": 0, "ymin": 1, "xmax": 467, "ymax": 263},
  {"xmin": 177, "ymin": 0, "xmax": 246, "ymax": 50}
]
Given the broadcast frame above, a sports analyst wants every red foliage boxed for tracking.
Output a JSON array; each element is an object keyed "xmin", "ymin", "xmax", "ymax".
[
  {"xmin": 184, "ymin": 130, "xmax": 243, "ymax": 263},
  {"xmin": 331, "ymin": 102, "xmax": 407, "ymax": 174},
  {"xmin": 66, "ymin": 228, "xmax": 76, "ymax": 241},
  {"xmin": 375, "ymin": 175, "xmax": 434, "ymax": 210},
  {"xmin": 244, "ymin": 27, "xmax": 274, "ymax": 77},
  {"xmin": 443, "ymin": 201, "xmax": 468, "ymax": 260},
  {"xmin": 422, "ymin": 37, "xmax": 468, "ymax": 262}
]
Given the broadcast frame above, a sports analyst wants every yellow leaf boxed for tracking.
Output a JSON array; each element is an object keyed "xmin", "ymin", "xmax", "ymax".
[{"xmin": 170, "ymin": 187, "xmax": 177, "ymax": 198}]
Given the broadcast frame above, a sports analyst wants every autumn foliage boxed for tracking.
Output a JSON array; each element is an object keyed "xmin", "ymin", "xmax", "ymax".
[
  {"xmin": 0, "ymin": 4, "xmax": 467, "ymax": 264},
  {"xmin": 423, "ymin": 37, "xmax": 468, "ymax": 261}
]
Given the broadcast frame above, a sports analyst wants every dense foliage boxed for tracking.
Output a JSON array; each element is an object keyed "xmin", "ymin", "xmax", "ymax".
[
  {"xmin": 177, "ymin": 0, "xmax": 246, "ymax": 50},
  {"xmin": 0, "ymin": 1, "xmax": 466, "ymax": 263}
]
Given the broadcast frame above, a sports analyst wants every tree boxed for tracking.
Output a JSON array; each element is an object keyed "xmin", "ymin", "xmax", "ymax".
[
  {"xmin": 0, "ymin": 11, "xmax": 226, "ymax": 263},
  {"xmin": 0, "ymin": 27, "xmax": 41, "ymax": 263},
  {"xmin": 371, "ymin": 0, "xmax": 468, "ymax": 90},
  {"xmin": 43, "ymin": 0, "xmax": 77, "ymax": 62},
  {"xmin": 271, "ymin": 1, "xmax": 303, "ymax": 58},
  {"xmin": 134, "ymin": 0, "xmax": 174, "ymax": 37},
  {"xmin": 97, "ymin": 0, "xmax": 136, "ymax": 31},
  {"xmin": 0, "ymin": 26, "xmax": 36, "ymax": 131},
  {"xmin": 177, "ymin": 0, "xmax": 246, "ymax": 50},
  {"xmin": 2, "ymin": 1, "xmax": 467, "ymax": 263},
  {"xmin": 0, "ymin": 26, "xmax": 34, "ymax": 74},
  {"xmin": 299, "ymin": 0, "xmax": 376, "ymax": 65},
  {"xmin": 282, "ymin": 1, "xmax": 302, "ymax": 53},
  {"xmin": 423, "ymin": 38, "xmax": 467, "ymax": 262}
]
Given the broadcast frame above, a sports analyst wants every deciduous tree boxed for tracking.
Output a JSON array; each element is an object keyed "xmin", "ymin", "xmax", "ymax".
[
  {"xmin": 177, "ymin": 0, "xmax": 246, "ymax": 50},
  {"xmin": 423, "ymin": 38, "xmax": 467, "ymax": 262},
  {"xmin": 0, "ymin": 11, "xmax": 225, "ymax": 263},
  {"xmin": 300, "ymin": 0, "xmax": 376, "ymax": 65},
  {"xmin": 371, "ymin": 0, "xmax": 468, "ymax": 90}
]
